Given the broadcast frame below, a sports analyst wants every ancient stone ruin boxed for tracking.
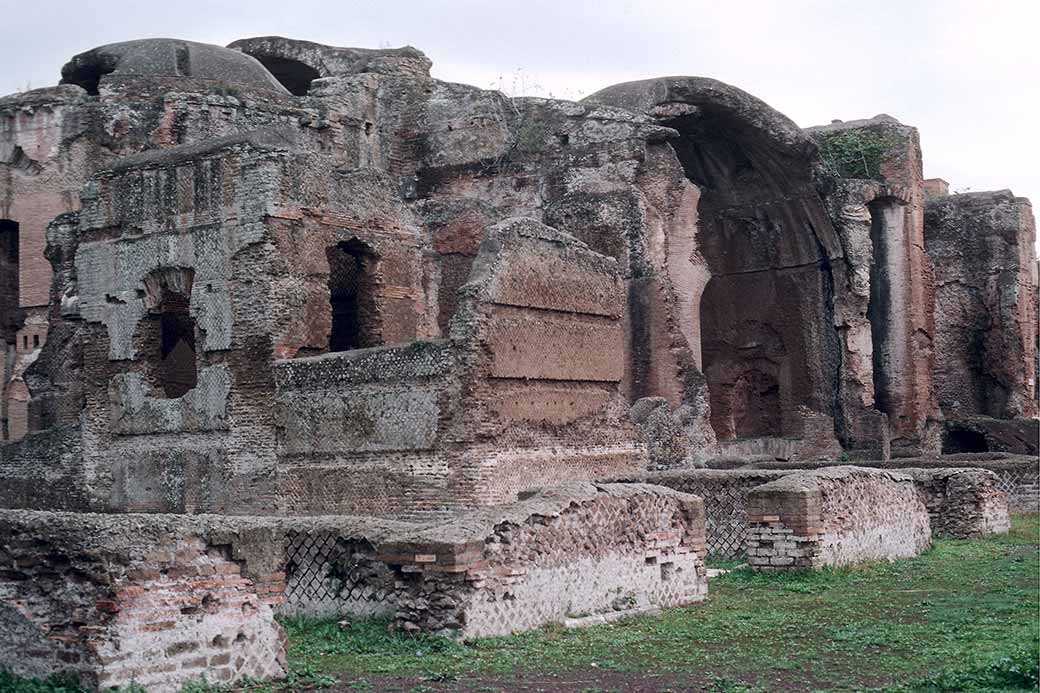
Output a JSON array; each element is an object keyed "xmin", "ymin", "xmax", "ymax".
[{"xmin": 0, "ymin": 37, "xmax": 1033, "ymax": 690}]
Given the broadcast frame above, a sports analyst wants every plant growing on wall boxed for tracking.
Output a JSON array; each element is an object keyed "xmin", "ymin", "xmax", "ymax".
[{"xmin": 817, "ymin": 129, "xmax": 895, "ymax": 180}]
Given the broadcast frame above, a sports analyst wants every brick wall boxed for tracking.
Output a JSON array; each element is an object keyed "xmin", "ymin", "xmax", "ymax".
[
  {"xmin": 744, "ymin": 453, "xmax": 1039, "ymax": 513},
  {"xmin": 613, "ymin": 469, "xmax": 793, "ymax": 558},
  {"xmin": 274, "ymin": 218, "xmax": 645, "ymax": 515},
  {"xmin": 901, "ymin": 468, "xmax": 1010, "ymax": 538},
  {"xmin": 378, "ymin": 482, "xmax": 707, "ymax": 638},
  {"xmin": 0, "ymin": 425, "xmax": 92, "ymax": 510},
  {"xmin": 0, "ymin": 483, "xmax": 706, "ymax": 683},
  {"xmin": 746, "ymin": 467, "xmax": 931, "ymax": 570},
  {"xmin": 0, "ymin": 512, "xmax": 288, "ymax": 692}
]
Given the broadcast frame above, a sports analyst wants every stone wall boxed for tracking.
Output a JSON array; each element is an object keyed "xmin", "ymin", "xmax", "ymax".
[
  {"xmin": 0, "ymin": 51, "xmax": 307, "ymax": 442},
  {"xmin": 0, "ymin": 425, "xmax": 90, "ymax": 511},
  {"xmin": 378, "ymin": 482, "xmax": 707, "ymax": 638},
  {"xmin": 0, "ymin": 509, "xmax": 416, "ymax": 689},
  {"xmin": 925, "ymin": 190, "xmax": 1037, "ymax": 421},
  {"xmin": 273, "ymin": 217, "xmax": 645, "ymax": 515},
  {"xmin": 613, "ymin": 469, "xmax": 792, "ymax": 558},
  {"xmin": 0, "ymin": 512, "xmax": 290, "ymax": 692},
  {"xmin": 743, "ymin": 453, "xmax": 1039, "ymax": 514},
  {"xmin": 809, "ymin": 116, "xmax": 940, "ymax": 456},
  {"xmin": 900, "ymin": 468, "xmax": 1010, "ymax": 538},
  {"xmin": 273, "ymin": 340, "xmax": 460, "ymax": 515},
  {"xmin": 1, "ymin": 482, "xmax": 704, "ymax": 685},
  {"xmin": 746, "ymin": 467, "xmax": 931, "ymax": 570}
]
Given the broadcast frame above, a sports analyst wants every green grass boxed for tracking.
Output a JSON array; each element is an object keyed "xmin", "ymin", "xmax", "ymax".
[
  {"xmin": 0, "ymin": 672, "xmax": 89, "ymax": 693},
  {"xmin": 4, "ymin": 516, "xmax": 1038, "ymax": 692}
]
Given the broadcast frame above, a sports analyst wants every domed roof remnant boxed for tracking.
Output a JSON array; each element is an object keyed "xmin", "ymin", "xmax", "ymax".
[
  {"xmin": 60, "ymin": 38, "xmax": 291, "ymax": 96},
  {"xmin": 228, "ymin": 36, "xmax": 432, "ymax": 95},
  {"xmin": 584, "ymin": 76, "xmax": 813, "ymax": 158}
]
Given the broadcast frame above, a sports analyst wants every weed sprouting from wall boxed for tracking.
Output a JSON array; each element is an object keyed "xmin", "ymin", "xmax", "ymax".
[{"xmin": 817, "ymin": 129, "xmax": 896, "ymax": 180}]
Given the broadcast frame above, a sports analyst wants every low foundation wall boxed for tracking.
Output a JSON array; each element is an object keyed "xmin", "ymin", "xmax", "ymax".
[
  {"xmin": 743, "ymin": 453, "xmax": 1039, "ymax": 513},
  {"xmin": 0, "ymin": 512, "xmax": 289, "ymax": 692},
  {"xmin": 619, "ymin": 462, "xmax": 1014, "ymax": 563},
  {"xmin": 612, "ymin": 470, "xmax": 792, "ymax": 558},
  {"xmin": 901, "ymin": 468, "xmax": 1010, "ymax": 537},
  {"xmin": 378, "ymin": 482, "xmax": 707, "ymax": 638},
  {"xmin": 1, "ymin": 482, "xmax": 708, "ymax": 687},
  {"xmin": 746, "ymin": 467, "xmax": 932, "ymax": 570}
]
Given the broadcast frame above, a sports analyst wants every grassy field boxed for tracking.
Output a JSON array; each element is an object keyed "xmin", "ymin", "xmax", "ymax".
[{"xmin": 6, "ymin": 515, "xmax": 1039, "ymax": 693}]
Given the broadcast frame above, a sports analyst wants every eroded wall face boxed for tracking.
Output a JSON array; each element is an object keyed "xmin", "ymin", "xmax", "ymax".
[
  {"xmin": 44, "ymin": 138, "xmax": 302, "ymax": 513},
  {"xmin": 0, "ymin": 77, "xmax": 310, "ymax": 441},
  {"xmin": 925, "ymin": 191, "xmax": 1038, "ymax": 421},
  {"xmin": 274, "ymin": 218, "xmax": 642, "ymax": 515},
  {"xmin": 811, "ymin": 117, "xmax": 940, "ymax": 454},
  {"xmin": 664, "ymin": 113, "xmax": 844, "ymax": 447}
]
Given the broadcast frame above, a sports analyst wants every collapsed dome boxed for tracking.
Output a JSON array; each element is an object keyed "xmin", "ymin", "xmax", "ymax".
[{"xmin": 59, "ymin": 38, "xmax": 291, "ymax": 96}]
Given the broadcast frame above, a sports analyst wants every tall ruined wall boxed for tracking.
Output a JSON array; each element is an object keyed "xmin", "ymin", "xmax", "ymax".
[
  {"xmin": 0, "ymin": 41, "xmax": 312, "ymax": 442},
  {"xmin": 3, "ymin": 35, "xmax": 1028, "ymax": 515},
  {"xmin": 924, "ymin": 190, "xmax": 1037, "ymax": 421},
  {"xmin": 810, "ymin": 116, "xmax": 940, "ymax": 455},
  {"xmin": 1, "ymin": 133, "xmax": 306, "ymax": 513},
  {"xmin": 585, "ymin": 78, "xmax": 876, "ymax": 457},
  {"xmin": 5, "ymin": 37, "xmax": 722, "ymax": 471},
  {"xmin": 335, "ymin": 71, "xmax": 720, "ymax": 455},
  {"xmin": 274, "ymin": 217, "xmax": 644, "ymax": 515}
]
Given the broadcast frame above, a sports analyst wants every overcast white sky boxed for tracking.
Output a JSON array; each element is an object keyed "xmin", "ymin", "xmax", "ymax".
[{"xmin": 3, "ymin": 0, "xmax": 1038, "ymax": 218}]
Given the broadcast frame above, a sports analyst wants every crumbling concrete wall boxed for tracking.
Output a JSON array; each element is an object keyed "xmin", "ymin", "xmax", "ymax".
[
  {"xmin": 0, "ymin": 39, "xmax": 310, "ymax": 442},
  {"xmin": 746, "ymin": 467, "xmax": 932, "ymax": 569},
  {"xmin": 28, "ymin": 132, "xmax": 301, "ymax": 513},
  {"xmin": 0, "ymin": 425, "xmax": 90, "ymax": 510},
  {"xmin": 378, "ymin": 482, "xmax": 707, "ymax": 638},
  {"xmin": 924, "ymin": 190, "xmax": 1038, "ymax": 424}
]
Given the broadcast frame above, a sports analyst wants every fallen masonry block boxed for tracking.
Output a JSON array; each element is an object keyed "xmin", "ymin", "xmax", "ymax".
[
  {"xmin": 378, "ymin": 482, "xmax": 708, "ymax": 638},
  {"xmin": 745, "ymin": 466, "xmax": 932, "ymax": 570}
]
